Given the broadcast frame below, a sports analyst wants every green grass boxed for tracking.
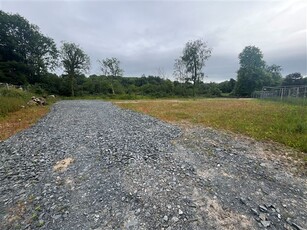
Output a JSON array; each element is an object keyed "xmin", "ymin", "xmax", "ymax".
[
  {"xmin": 0, "ymin": 88, "xmax": 32, "ymax": 117},
  {"xmin": 0, "ymin": 88, "xmax": 57, "ymax": 140},
  {"xmin": 115, "ymin": 99, "xmax": 307, "ymax": 157}
]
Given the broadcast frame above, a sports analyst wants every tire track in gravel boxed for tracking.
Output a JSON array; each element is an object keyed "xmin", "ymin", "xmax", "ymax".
[{"xmin": 0, "ymin": 100, "xmax": 306, "ymax": 230}]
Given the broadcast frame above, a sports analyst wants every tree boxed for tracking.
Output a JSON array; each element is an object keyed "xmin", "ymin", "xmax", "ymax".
[
  {"xmin": 98, "ymin": 57, "xmax": 123, "ymax": 95},
  {"xmin": 218, "ymin": 78, "xmax": 236, "ymax": 94},
  {"xmin": 0, "ymin": 10, "xmax": 58, "ymax": 84},
  {"xmin": 173, "ymin": 59, "xmax": 188, "ymax": 83},
  {"xmin": 282, "ymin": 72, "xmax": 305, "ymax": 86},
  {"xmin": 175, "ymin": 39, "xmax": 212, "ymax": 96},
  {"xmin": 60, "ymin": 42, "xmax": 90, "ymax": 96},
  {"xmin": 234, "ymin": 46, "xmax": 282, "ymax": 97},
  {"xmin": 266, "ymin": 64, "xmax": 282, "ymax": 86},
  {"xmin": 238, "ymin": 46, "xmax": 265, "ymax": 69}
]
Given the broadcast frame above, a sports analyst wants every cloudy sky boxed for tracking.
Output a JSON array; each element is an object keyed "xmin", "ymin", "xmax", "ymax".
[{"xmin": 1, "ymin": 0, "xmax": 306, "ymax": 82}]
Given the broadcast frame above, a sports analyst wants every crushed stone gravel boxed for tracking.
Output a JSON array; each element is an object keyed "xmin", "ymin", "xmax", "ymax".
[{"xmin": 0, "ymin": 100, "xmax": 306, "ymax": 230}]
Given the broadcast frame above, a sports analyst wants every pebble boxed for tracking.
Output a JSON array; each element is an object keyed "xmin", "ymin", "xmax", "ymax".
[
  {"xmin": 251, "ymin": 208, "xmax": 259, "ymax": 215},
  {"xmin": 178, "ymin": 209, "xmax": 184, "ymax": 215},
  {"xmin": 292, "ymin": 223, "xmax": 304, "ymax": 230},
  {"xmin": 259, "ymin": 205, "xmax": 268, "ymax": 213},
  {"xmin": 171, "ymin": 216, "xmax": 179, "ymax": 223},
  {"xmin": 259, "ymin": 213, "xmax": 266, "ymax": 221},
  {"xmin": 261, "ymin": 221, "xmax": 271, "ymax": 227}
]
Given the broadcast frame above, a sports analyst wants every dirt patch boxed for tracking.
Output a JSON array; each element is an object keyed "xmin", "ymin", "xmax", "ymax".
[{"xmin": 53, "ymin": 157, "xmax": 74, "ymax": 172}]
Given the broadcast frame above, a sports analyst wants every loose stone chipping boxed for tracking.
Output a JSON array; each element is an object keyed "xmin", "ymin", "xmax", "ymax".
[
  {"xmin": 0, "ymin": 100, "xmax": 306, "ymax": 230},
  {"xmin": 53, "ymin": 158, "xmax": 74, "ymax": 172}
]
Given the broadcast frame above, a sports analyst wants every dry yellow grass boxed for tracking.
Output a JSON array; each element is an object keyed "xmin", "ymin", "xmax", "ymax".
[
  {"xmin": 0, "ymin": 106, "xmax": 49, "ymax": 141},
  {"xmin": 115, "ymin": 99, "xmax": 307, "ymax": 158}
]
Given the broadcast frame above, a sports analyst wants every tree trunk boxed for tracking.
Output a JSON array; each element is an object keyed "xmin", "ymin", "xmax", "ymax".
[
  {"xmin": 111, "ymin": 76, "xmax": 115, "ymax": 95},
  {"xmin": 193, "ymin": 60, "xmax": 197, "ymax": 97},
  {"xmin": 111, "ymin": 83, "xmax": 115, "ymax": 95},
  {"xmin": 70, "ymin": 75, "xmax": 75, "ymax": 97}
]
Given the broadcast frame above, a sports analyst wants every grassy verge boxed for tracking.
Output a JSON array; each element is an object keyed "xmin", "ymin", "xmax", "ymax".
[
  {"xmin": 0, "ymin": 88, "xmax": 57, "ymax": 140},
  {"xmin": 0, "ymin": 88, "xmax": 33, "ymax": 116},
  {"xmin": 0, "ymin": 106, "xmax": 50, "ymax": 140},
  {"xmin": 115, "ymin": 99, "xmax": 307, "ymax": 159}
]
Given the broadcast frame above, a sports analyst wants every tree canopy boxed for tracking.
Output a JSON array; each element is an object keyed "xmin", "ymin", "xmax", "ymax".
[
  {"xmin": 175, "ymin": 39, "xmax": 212, "ymax": 96},
  {"xmin": 60, "ymin": 42, "xmax": 90, "ymax": 96},
  {"xmin": 0, "ymin": 10, "xmax": 58, "ymax": 84},
  {"xmin": 234, "ymin": 46, "xmax": 282, "ymax": 96},
  {"xmin": 99, "ymin": 57, "xmax": 123, "ymax": 95},
  {"xmin": 238, "ymin": 46, "xmax": 265, "ymax": 69}
]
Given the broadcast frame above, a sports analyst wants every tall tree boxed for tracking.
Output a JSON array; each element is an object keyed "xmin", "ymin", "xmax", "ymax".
[
  {"xmin": 238, "ymin": 46, "xmax": 265, "ymax": 69},
  {"xmin": 176, "ymin": 39, "xmax": 212, "ymax": 96},
  {"xmin": 99, "ymin": 57, "xmax": 123, "ymax": 95},
  {"xmin": 60, "ymin": 42, "xmax": 90, "ymax": 96},
  {"xmin": 234, "ymin": 46, "xmax": 281, "ymax": 96},
  {"xmin": 0, "ymin": 10, "xmax": 58, "ymax": 84}
]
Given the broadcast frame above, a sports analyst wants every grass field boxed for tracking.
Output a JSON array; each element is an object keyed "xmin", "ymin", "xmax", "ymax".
[
  {"xmin": 116, "ymin": 99, "xmax": 307, "ymax": 158},
  {"xmin": 0, "ymin": 88, "xmax": 54, "ymax": 140}
]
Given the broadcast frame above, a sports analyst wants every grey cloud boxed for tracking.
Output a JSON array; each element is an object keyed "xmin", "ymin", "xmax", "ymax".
[{"xmin": 1, "ymin": 0, "xmax": 306, "ymax": 81}]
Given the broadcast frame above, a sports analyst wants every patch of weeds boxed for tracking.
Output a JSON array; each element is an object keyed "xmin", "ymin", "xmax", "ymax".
[
  {"xmin": 37, "ymin": 220, "xmax": 45, "ymax": 227},
  {"xmin": 294, "ymin": 123, "xmax": 305, "ymax": 134},
  {"xmin": 35, "ymin": 205, "xmax": 42, "ymax": 212},
  {"xmin": 31, "ymin": 212, "xmax": 38, "ymax": 221}
]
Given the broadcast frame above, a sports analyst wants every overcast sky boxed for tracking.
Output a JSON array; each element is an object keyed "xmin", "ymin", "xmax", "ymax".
[{"xmin": 1, "ymin": 0, "xmax": 306, "ymax": 82}]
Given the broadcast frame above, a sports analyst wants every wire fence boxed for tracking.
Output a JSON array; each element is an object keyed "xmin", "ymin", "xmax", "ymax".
[{"xmin": 252, "ymin": 85, "xmax": 307, "ymax": 105}]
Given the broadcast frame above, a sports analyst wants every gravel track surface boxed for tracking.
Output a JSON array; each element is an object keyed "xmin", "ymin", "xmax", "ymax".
[{"xmin": 0, "ymin": 100, "xmax": 306, "ymax": 230}]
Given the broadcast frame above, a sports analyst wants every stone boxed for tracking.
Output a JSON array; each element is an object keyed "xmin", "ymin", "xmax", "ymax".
[
  {"xmin": 261, "ymin": 221, "xmax": 270, "ymax": 227},
  {"xmin": 171, "ymin": 216, "xmax": 179, "ymax": 223},
  {"xmin": 259, "ymin": 213, "xmax": 266, "ymax": 221},
  {"xmin": 178, "ymin": 209, "xmax": 183, "ymax": 215},
  {"xmin": 52, "ymin": 214, "xmax": 61, "ymax": 220},
  {"xmin": 163, "ymin": 215, "xmax": 169, "ymax": 222},
  {"xmin": 292, "ymin": 223, "xmax": 304, "ymax": 230},
  {"xmin": 135, "ymin": 208, "xmax": 141, "ymax": 215},
  {"xmin": 259, "ymin": 205, "xmax": 268, "ymax": 213},
  {"xmin": 251, "ymin": 208, "xmax": 258, "ymax": 215},
  {"xmin": 240, "ymin": 197, "xmax": 246, "ymax": 205}
]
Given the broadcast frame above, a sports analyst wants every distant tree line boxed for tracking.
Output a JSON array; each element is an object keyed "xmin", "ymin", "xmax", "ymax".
[{"xmin": 0, "ymin": 10, "xmax": 306, "ymax": 98}]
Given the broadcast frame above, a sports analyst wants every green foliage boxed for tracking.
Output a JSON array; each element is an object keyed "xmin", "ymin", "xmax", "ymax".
[
  {"xmin": 98, "ymin": 57, "xmax": 123, "ymax": 95},
  {"xmin": 234, "ymin": 46, "xmax": 283, "ymax": 97},
  {"xmin": 238, "ymin": 46, "xmax": 265, "ymax": 69},
  {"xmin": 60, "ymin": 42, "xmax": 91, "ymax": 96},
  {"xmin": 0, "ymin": 88, "xmax": 31, "ymax": 116},
  {"xmin": 176, "ymin": 39, "xmax": 212, "ymax": 96},
  {"xmin": 282, "ymin": 72, "xmax": 307, "ymax": 86},
  {"xmin": 218, "ymin": 78, "xmax": 236, "ymax": 94},
  {"xmin": 266, "ymin": 64, "xmax": 282, "ymax": 86},
  {"xmin": 0, "ymin": 10, "xmax": 58, "ymax": 84}
]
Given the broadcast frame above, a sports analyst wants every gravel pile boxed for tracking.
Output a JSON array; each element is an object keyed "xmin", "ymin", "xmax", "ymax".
[{"xmin": 0, "ymin": 100, "xmax": 306, "ymax": 229}]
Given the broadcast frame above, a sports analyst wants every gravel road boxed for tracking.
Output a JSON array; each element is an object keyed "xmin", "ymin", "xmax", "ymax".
[{"xmin": 0, "ymin": 100, "xmax": 306, "ymax": 229}]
